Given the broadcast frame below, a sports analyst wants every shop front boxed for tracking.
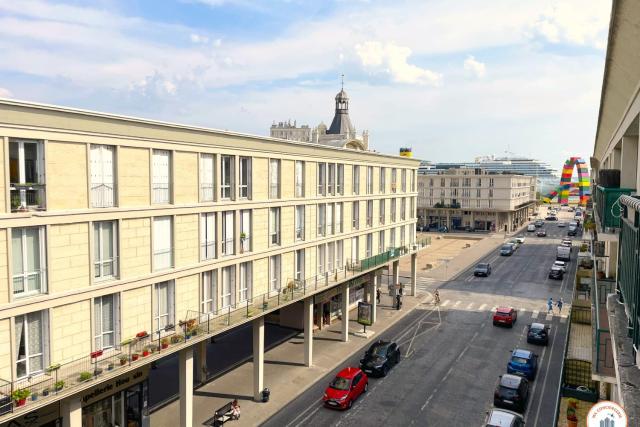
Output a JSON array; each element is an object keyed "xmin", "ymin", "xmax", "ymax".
[{"xmin": 313, "ymin": 278, "xmax": 367, "ymax": 329}]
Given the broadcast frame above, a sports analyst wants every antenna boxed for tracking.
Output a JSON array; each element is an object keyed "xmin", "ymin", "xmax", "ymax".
[{"xmin": 341, "ymin": 73, "xmax": 344, "ymax": 90}]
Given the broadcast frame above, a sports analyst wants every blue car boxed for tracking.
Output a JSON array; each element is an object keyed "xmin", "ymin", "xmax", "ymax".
[{"xmin": 507, "ymin": 349, "xmax": 538, "ymax": 380}]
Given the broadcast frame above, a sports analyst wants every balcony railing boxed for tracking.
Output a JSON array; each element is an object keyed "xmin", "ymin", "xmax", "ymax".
[
  {"xmin": 90, "ymin": 184, "xmax": 115, "ymax": 208},
  {"xmin": 269, "ymin": 184, "xmax": 279, "ymax": 199},
  {"xmin": 295, "ymin": 227, "xmax": 304, "ymax": 241},
  {"xmin": 152, "ymin": 184, "xmax": 170, "ymax": 204},
  {"xmin": 10, "ymin": 183, "xmax": 46, "ymax": 212},
  {"xmin": 240, "ymin": 237, "xmax": 250, "ymax": 253},
  {"xmin": 200, "ymin": 184, "xmax": 214, "ymax": 202},
  {"xmin": 200, "ymin": 241, "xmax": 216, "ymax": 260},
  {"xmin": 12, "ymin": 269, "xmax": 46, "ymax": 297},
  {"xmin": 222, "ymin": 238, "xmax": 234, "ymax": 255},
  {"xmin": 595, "ymin": 185, "xmax": 634, "ymax": 230}
]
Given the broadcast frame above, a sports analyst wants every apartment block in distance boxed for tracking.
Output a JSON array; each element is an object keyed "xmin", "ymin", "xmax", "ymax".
[
  {"xmin": 0, "ymin": 98, "xmax": 422, "ymax": 427},
  {"xmin": 417, "ymin": 168, "xmax": 536, "ymax": 232}
]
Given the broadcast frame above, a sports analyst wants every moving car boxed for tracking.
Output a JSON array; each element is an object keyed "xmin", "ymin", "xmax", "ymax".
[
  {"xmin": 494, "ymin": 374, "xmax": 529, "ymax": 413},
  {"xmin": 527, "ymin": 224, "xmax": 536, "ymax": 232},
  {"xmin": 534, "ymin": 220, "xmax": 544, "ymax": 227},
  {"xmin": 548, "ymin": 266, "xmax": 564, "ymax": 280},
  {"xmin": 485, "ymin": 408, "xmax": 525, "ymax": 427},
  {"xmin": 507, "ymin": 348, "xmax": 538, "ymax": 380},
  {"xmin": 553, "ymin": 260, "xmax": 567, "ymax": 272},
  {"xmin": 545, "ymin": 215, "xmax": 558, "ymax": 221},
  {"xmin": 323, "ymin": 367, "xmax": 368, "ymax": 409},
  {"xmin": 493, "ymin": 307, "xmax": 518, "ymax": 327},
  {"xmin": 527, "ymin": 323, "xmax": 550, "ymax": 345},
  {"xmin": 561, "ymin": 239, "xmax": 572, "ymax": 248},
  {"xmin": 508, "ymin": 239, "xmax": 520, "ymax": 249},
  {"xmin": 474, "ymin": 263, "xmax": 492, "ymax": 277},
  {"xmin": 359, "ymin": 340, "xmax": 401, "ymax": 377},
  {"xmin": 437, "ymin": 226, "xmax": 448, "ymax": 233},
  {"xmin": 536, "ymin": 229, "xmax": 547, "ymax": 237},
  {"xmin": 515, "ymin": 236, "xmax": 525, "ymax": 244},
  {"xmin": 557, "ymin": 245, "xmax": 571, "ymax": 261},
  {"xmin": 568, "ymin": 207, "xmax": 575, "ymax": 212},
  {"xmin": 557, "ymin": 221, "xmax": 567, "ymax": 227},
  {"xmin": 567, "ymin": 227, "xmax": 578, "ymax": 236},
  {"xmin": 500, "ymin": 244, "xmax": 515, "ymax": 256}
]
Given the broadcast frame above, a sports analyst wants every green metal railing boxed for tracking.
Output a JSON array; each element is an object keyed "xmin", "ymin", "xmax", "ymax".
[
  {"xmin": 618, "ymin": 215, "xmax": 640, "ymax": 352},
  {"xmin": 593, "ymin": 274, "xmax": 615, "ymax": 374},
  {"xmin": 595, "ymin": 186, "xmax": 634, "ymax": 230}
]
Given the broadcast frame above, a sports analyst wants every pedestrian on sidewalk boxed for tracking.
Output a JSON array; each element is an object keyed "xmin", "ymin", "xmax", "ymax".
[
  {"xmin": 396, "ymin": 294, "xmax": 402, "ymax": 310},
  {"xmin": 376, "ymin": 288, "xmax": 381, "ymax": 304},
  {"xmin": 557, "ymin": 298, "xmax": 564, "ymax": 314},
  {"xmin": 547, "ymin": 297, "xmax": 553, "ymax": 314},
  {"xmin": 231, "ymin": 399, "xmax": 241, "ymax": 420}
]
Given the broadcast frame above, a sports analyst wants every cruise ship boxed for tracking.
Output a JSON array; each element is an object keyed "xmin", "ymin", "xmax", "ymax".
[{"xmin": 418, "ymin": 155, "xmax": 560, "ymax": 194}]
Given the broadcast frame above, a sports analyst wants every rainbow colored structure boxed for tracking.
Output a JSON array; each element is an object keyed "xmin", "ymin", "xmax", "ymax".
[{"xmin": 542, "ymin": 157, "xmax": 590, "ymax": 206}]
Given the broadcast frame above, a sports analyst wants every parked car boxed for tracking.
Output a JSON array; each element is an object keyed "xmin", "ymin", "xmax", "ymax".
[
  {"xmin": 485, "ymin": 408, "xmax": 525, "ymax": 427},
  {"xmin": 568, "ymin": 207, "xmax": 575, "ymax": 212},
  {"xmin": 500, "ymin": 244, "xmax": 515, "ymax": 256},
  {"xmin": 359, "ymin": 340, "xmax": 401, "ymax": 377},
  {"xmin": 494, "ymin": 374, "xmax": 529, "ymax": 413},
  {"xmin": 515, "ymin": 236, "xmax": 525, "ymax": 244},
  {"xmin": 534, "ymin": 220, "xmax": 544, "ymax": 227},
  {"xmin": 548, "ymin": 266, "xmax": 564, "ymax": 280},
  {"xmin": 474, "ymin": 263, "xmax": 492, "ymax": 277},
  {"xmin": 437, "ymin": 226, "xmax": 449, "ymax": 233},
  {"xmin": 557, "ymin": 245, "xmax": 571, "ymax": 261},
  {"xmin": 508, "ymin": 239, "xmax": 520, "ymax": 249},
  {"xmin": 545, "ymin": 216, "xmax": 558, "ymax": 221},
  {"xmin": 527, "ymin": 323, "xmax": 550, "ymax": 345},
  {"xmin": 557, "ymin": 221, "xmax": 567, "ymax": 227},
  {"xmin": 536, "ymin": 229, "xmax": 547, "ymax": 237},
  {"xmin": 323, "ymin": 367, "xmax": 368, "ymax": 409},
  {"xmin": 493, "ymin": 307, "xmax": 518, "ymax": 327},
  {"xmin": 561, "ymin": 239, "xmax": 572, "ymax": 248},
  {"xmin": 507, "ymin": 348, "xmax": 538, "ymax": 380},
  {"xmin": 527, "ymin": 224, "xmax": 536, "ymax": 232},
  {"xmin": 567, "ymin": 227, "xmax": 578, "ymax": 236},
  {"xmin": 553, "ymin": 260, "xmax": 567, "ymax": 272}
]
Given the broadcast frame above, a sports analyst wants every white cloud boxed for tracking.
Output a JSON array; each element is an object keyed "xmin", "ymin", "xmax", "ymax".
[
  {"xmin": 533, "ymin": 0, "xmax": 611, "ymax": 48},
  {"xmin": 355, "ymin": 41, "xmax": 442, "ymax": 86},
  {"xmin": 190, "ymin": 33, "xmax": 209, "ymax": 44},
  {"xmin": 0, "ymin": 87, "xmax": 12, "ymax": 98},
  {"xmin": 463, "ymin": 55, "xmax": 486, "ymax": 78}
]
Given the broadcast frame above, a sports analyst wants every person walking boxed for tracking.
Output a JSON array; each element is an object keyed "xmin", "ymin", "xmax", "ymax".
[
  {"xmin": 557, "ymin": 298, "xmax": 564, "ymax": 314},
  {"xmin": 395, "ymin": 294, "xmax": 402, "ymax": 310},
  {"xmin": 376, "ymin": 288, "xmax": 381, "ymax": 305},
  {"xmin": 434, "ymin": 289, "xmax": 440, "ymax": 305},
  {"xmin": 547, "ymin": 297, "xmax": 553, "ymax": 314}
]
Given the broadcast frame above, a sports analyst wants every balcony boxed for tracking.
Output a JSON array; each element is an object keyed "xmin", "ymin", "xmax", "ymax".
[
  {"xmin": 0, "ymin": 239, "xmax": 428, "ymax": 422},
  {"xmin": 90, "ymin": 184, "xmax": 115, "ymax": 208},
  {"xmin": 10, "ymin": 183, "xmax": 46, "ymax": 212},
  {"xmin": 432, "ymin": 202, "xmax": 460, "ymax": 209},
  {"xmin": 594, "ymin": 185, "xmax": 634, "ymax": 231}
]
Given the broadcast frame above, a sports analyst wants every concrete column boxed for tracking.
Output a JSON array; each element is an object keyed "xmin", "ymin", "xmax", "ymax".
[
  {"xmin": 342, "ymin": 283, "xmax": 350, "ymax": 342},
  {"xmin": 253, "ymin": 316, "xmax": 265, "ymax": 401},
  {"xmin": 61, "ymin": 397, "xmax": 82, "ymax": 427},
  {"xmin": 370, "ymin": 273, "xmax": 378, "ymax": 324},
  {"xmin": 411, "ymin": 253, "xmax": 417, "ymax": 296},
  {"xmin": 392, "ymin": 260, "xmax": 400, "ymax": 288},
  {"xmin": 621, "ymin": 136, "xmax": 639, "ymax": 189},
  {"xmin": 304, "ymin": 296, "xmax": 313, "ymax": 367},
  {"xmin": 179, "ymin": 347, "xmax": 194, "ymax": 427},
  {"xmin": 195, "ymin": 340, "xmax": 208, "ymax": 384}
]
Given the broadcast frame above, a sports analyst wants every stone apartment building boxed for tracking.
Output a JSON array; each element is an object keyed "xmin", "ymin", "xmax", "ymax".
[
  {"xmin": 417, "ymin": 168, "xmax": 536, "ymax": 232},
  {"xmin": 0, "ymin": 99, "xmax": 420, "ymax": 427}
]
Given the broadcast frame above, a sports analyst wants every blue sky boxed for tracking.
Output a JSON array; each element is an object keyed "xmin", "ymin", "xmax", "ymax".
[{"xmin": 0, "ymin": 0, "xmax": 611, "ymax": 172}]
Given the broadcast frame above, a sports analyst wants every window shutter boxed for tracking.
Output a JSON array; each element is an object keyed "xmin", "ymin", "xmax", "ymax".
[
  {"xmin": 102, "ymin": 146, "xmax": 114, "ymax": 186},
  {"xmin": 224, "ymin": 212, "xmax": 234, "ymax": 241},
  {"xmin": 153, "ymin": 150, "xmax": 170, "ymax": 186},
  {"xmin": 90, "ymin": 145, "xmax": 102, "ymax": 186},
  {"xmin": 201, "ymin": 154, "xmax": 214, "ymax": 186}
]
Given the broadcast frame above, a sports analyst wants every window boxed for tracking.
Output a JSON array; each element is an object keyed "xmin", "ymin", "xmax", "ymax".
[
  {"xmin": 239, "ymin": 157, "xmax": 251, "ymax": 199},
  {"xmin": 153, "ymin": 281, "xmax": 174, "ymax": 338},
  {"xmin": 200, "ymin": 154, "xmax": 215, "ymax": 202},
  {"xmin": 270, "ymin": 207, "xmax": 280, "ymax": 245},
  {"xmin": 317, "ymin": 244, "xmax": 326, "ymax": 275},
  {"xmin": 489, "ymin": 199, "xmax": 493, "ymax": 208},
  {"xmin": 222, "ymin": 211, "xmax": 235, "ymax": 255},
  {"xmin": 391, "ymin": 168, "xmax": 397, "ymax": 192},
  {"xmin": 327, "ymin": 242, "xmax": 335, "ymax": 272},
  {"xmin": 317, "ymin": 163, "xmax": 326, "ymax": 196},
  {"xmin": 90, "ymin": 145, "xmax": 115, "ymax": 208},
  {"xmin": 327, "ymin": 203, "xmax": 334, "ymax": 235},
  {"xmin": 335, "ymin": 203, "xmax": 343, "ymax": 233},
  {"xmin": 15, "ymin": 310, "xmax": 47, "ymax": 379},
  {"xmin": 391, "ymin": 198, "xmax": 397, "ymax": 222},
  {"xmin": 269, "ymin": 255, "xmax": 281, "ymax": 292},
  {"xmin": 201, "ymin": 270, "xmax": 217, "ymax": 314},
  {"xmin": 94, "ymin": 221, "xmax": 118, "ymax": 280},
  {"xmin": 411, "ymin": 171, "xmax": 416, "ymax": 192},
  {"xmin": 295, "ymin": 249, "xmax": 305, "ymax": 281},
  {"xmin": 366, "ymin": 233, "xmax": 373, "ymax": 258},
  {"xmin": 352, "ymin": 165, "xmax": 360, "ymax": 195},
  {"xmin": 401, "ymin": 198, "xmax": 407, "ymax": 220},
  {"xmin": 328, "ymin": 163, "xmax": 336, "ymax": 195},
  {"xmin": 337, "ymin": 164, "xmax": 344, "ymax": 195},
  {"xmin": 9, "ymin": 139, "xmax": 46, "ymax": 211},
  {"xmin": 390, "ymin": 228, "xmax": 396, "ymax": 248},
  {"xmin": 366, "ymin": 200, "xmax": 373, "ymax": 227},
  {"xmin": 489, "ymin": 178, "xmax": 494, "ymax": 187},
  {"xmin": 336, "ymin": 240, "xmax": 344, "ymax": 269},
  {"xmin": 463, "ymin": 178, "xmax": 471, "ymax": 187},
  {"xmin": 378, "ymin": 231, "xmax": 385, "ymax": 254},
  {"xmin": 222, "ymin": 266, "xmax": 235, "ymax": 308},
  {"xmin": 153, "ymin": 217, "xmax": 173, "ymax": 270},
  {"xmin": 401, "ymin": 169, "xmax": 407, "ymax": 192},
  {"xmin": 379, "ymin": 199, "xmax": 385, "ymax": 224},
  {"xmin": 317, "ymin": 204, "xmax": 326, "ymax": 237},
  {"xmin": 366, "ymin": 166, "xmax": 374, "ymax": 194},
  {"xmin": 200, "ymin": 213, "xmax": 216, "ymax": 260},
  {"xmin": 489, "ymin": 189, "xmax": 494, "ymax": 198},
  {"xmin": 12, "ymin": 226, "xmax": 46, "ymax": 297},
  {"xmin": 352, "ymin": 201, "xmax": 359, "ymax": 230},
  {"xmin": 351, "ymin": 237, "xmax": 359, "ymax": 263},
  {"xmin": 94, "ymin": 294, "xmax": 119, "ymax": 351},
  {"xmin": 239, "ymin": 262, "xmax": 252, "ymax": 302},
  {"xmin": 400, "ymin": 225, "xmax": 406, "ymax": 247},
  {"xmin": 295, "ymin": 161, "xmax": 305, "ymax": 197},
  {"xmin": 295, "ymin": 205, "xmax": 305, "ymax": 241},
  {"xmin": 410, "ymin": 198, "xmax": 415, "ymax": 219},
  {"xmin": 477, "ymin": 178, "xmax": 482, "ymax": 187},
  {"xmin": 240, "ymin": 210, "xmax": 251, "ymax": 253},
  {"xmin": 380, "ymin": 167, "xmax": 386, "ymax": 193},
  {"xmin": 269, "ymin": 159, "xmax": 280, "ymax": 199},
  {"xmin": 477, "ymin": 189, "xmax": 481, "ymax": 197},
  {"xmin": 220, "ymin": 155, "xmax": 234, "ymax": 199},
  {"xmin": 152, "ymin": 150, "xmax": 171, "ymax": 204},
  {"xmin": 440, "ymin": 178, "xmax": 445, "ymax": 187}
]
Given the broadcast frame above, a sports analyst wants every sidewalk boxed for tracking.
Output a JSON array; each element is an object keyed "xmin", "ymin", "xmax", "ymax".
[{"xmin": 150, "ymin": 290, "xmax": 427, "ymax": 427}]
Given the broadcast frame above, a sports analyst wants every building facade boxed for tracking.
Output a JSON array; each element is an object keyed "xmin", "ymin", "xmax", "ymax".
[
  {"xmin": 417, "ymin": 168, "xmax": 536, "ymax": 232},
  {"xmin": 0, "ymin": 99, "xmax": 420, "ymax": 427}
]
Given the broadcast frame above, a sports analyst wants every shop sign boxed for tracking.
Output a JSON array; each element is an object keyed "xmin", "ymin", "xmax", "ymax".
[
  {"xmin": 81, "ymin": 366, "xmax": 149, "ymax": 407},
  {"xmin": 357, "ymin": 302, "xmax": 373, "ymax": 326},
  {"xmin": 0, "ymin": 405, "xmax": 60, "ymax": 427}
]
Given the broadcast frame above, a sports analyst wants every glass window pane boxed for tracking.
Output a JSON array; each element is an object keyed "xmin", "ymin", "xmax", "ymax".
[
  {"xmin": 12, "ymin": 230, "xmax": 23, "ymax": 275},
  {"xmin": 101, "ymin": 222, "xmax": 114, "ymax": 259},
  {"xmin": 25, "ymin": 228, "xmax": 40, "ymax": 272},
  {"xmin": 27, "ymin": 312, "xmax": 42, "ymax": 354}
]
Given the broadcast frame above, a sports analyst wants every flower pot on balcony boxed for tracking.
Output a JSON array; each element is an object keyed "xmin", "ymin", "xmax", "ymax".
[
  {"xmin": 107, "ymin": 363, "xmax": 114, "ymax": 371},
  {"xmin": 131, "ymin": 354, "xmax": 139, "ymax": 361},
  {"xmin": 142, "ymin": 350, "xmax": 150, "ymax": 357},
  {"xmin": 54, "ymin": 381, "xmax": 65, "ymax": 392},
  {"xmin": 119, "ymin": 357, "xmax": 128, "ymax": 366},
  {"xmin": 15, "ymin": 399, "xmax": 26, "ymax": 407}
]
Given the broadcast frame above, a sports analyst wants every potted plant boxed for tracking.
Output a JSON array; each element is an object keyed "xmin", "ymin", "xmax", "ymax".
[
  {"xmin": 79, "ymin": 371, "xmax": 93, "ymax": 382},
  {"xmin": 31, "ymin": 392, "xmax": 38, "ymax": 402},
  {"xmin": 136, "ymin": 331, "xmax": 149, "ymax": 339},
  {"xmin": 121, "ymin": 338, "xmax": 135, "ymax": 346},
  {"xmin": 142, "ymin": 347, "xmax": 150, "ymax": 357},
  {"xmin": 46, "ymin": 363, "xmax": 61, "ymax": 373},
  {"xmin": 42, "ymin": 388, "xmax": 50, "ymax": 397},
  {"xmin": 566, "ymin": 398, "xmax": 578, "ymax": 427},
  {"xmin": 107, "ymin": 363, "xmax": 114, "ymax": 371},
  {"xmin": 131, "ymin": 353, "xmax": 139, "ymax": 361},
  {"xmin": 170, "ymin": 334, "xmax": 184, "ymax": 344},
  {"xmin": 119, "ymin": 356, "xmax": 128, "ymax": 366},
  {"xmin": 11, "ymin": 389, "xmax": 30, "ymax": 407},
  {"xmin": 161, "ymin": 338, "xmax": 170, "ymax": 349},
  {"xmin": 54, "ymin": 381, "xmax": 65, "ymax": 392}
]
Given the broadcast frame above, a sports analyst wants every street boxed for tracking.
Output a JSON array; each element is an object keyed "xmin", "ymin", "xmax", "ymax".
[{"xmin": 263, "ymin": 213, "xmax": 576, "ymax": 426}]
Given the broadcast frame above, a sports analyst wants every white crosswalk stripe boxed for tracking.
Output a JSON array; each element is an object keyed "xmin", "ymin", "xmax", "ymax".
[
  {"xmin": 545, "ymin": 313, "xmax": 553, "ymax": 321},
  {"xmin": 479, "ymin": 304, "xmax": 487, "ymax": 311},
  {"xmin": 441, "ymin": 300, "xmax": 450, "ymax": 307},
  {"xmin": 532, "ymin": 310, "xmax": 539, "ymax": 319},
  {"xmin": 466, "ymin": 302, "xmax": 474, "ymax": 310},
  {"xmin": 560, "ymin": 317, "xmax": 567, "ymax": 323},
  {"xmin": 453, "ymin": 301, "xmax": 461, "ymax": 308}
]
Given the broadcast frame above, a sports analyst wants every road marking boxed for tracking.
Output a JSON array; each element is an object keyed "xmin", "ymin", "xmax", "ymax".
[
  {"xmin": 453, "ymin": 301, "xmax": 460, "ymax": 308},
  {"xmin": 466, "ymin": 302, "xmax": 474, "ymax": 310},
  {"xmin": 479, "ymin": 304, "xmax": 487, "ymax": 311},
  {"xmin": 532, "ymin": 321, "xmax": 560, "ymax": 426},
  {"xmin": 560, "ymin": 317, "xmax": 567, "ymax": 323},
  {"xmin": 520, "ymin": 307, "xmax": 527, "ymax": 314},
  {"xmin": 287, "ymin": 404, "xmax": 321, "ymax": 427},
  {"xmin": 441, "ymin": 300, "xmax": 450, "ymax": 307},
  {"xmin": 545, "ymin": 314, "xmax": 553, "ymax": 321},
  {"xmin": 490, "ymin": 306, "xmax": 496, "ymax": 312},
  {"xmin": 532, "ymin": 310, "xmax": 539, "ymax": 319}
]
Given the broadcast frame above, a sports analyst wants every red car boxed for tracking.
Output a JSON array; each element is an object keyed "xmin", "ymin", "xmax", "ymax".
[
  {"xmin": 323, "ymin": 367, "xmax": 368, "ymax": 409},
  {"xmin": 493, "ymin": 307, "xmax": 518, "ymax": 328}
]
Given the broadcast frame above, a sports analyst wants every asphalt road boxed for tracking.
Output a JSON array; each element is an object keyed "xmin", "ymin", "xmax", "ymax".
[{"xmin": 263, "ymin": 209, "xmax": 578, "ymax": 427}]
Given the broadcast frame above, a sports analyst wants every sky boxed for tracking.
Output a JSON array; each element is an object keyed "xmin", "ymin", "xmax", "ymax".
[{"xmin": 0, "ymin": 0, "xmax": 612, "ymax": 172}]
